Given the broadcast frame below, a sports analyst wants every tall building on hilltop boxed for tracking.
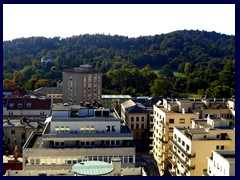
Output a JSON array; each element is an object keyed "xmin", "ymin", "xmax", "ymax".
[{"xmin": 63, "ymin": 64, "xmax": 102, "ymax": 105}]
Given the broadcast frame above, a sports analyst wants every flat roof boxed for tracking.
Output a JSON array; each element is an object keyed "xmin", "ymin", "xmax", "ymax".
[
  {"xmin": 214, "ymin": 150, "xmax": 235, "ymax": 163},
  {"xmin": 72, "ymin": 161, "xmax": 114, "ymax": 175}
]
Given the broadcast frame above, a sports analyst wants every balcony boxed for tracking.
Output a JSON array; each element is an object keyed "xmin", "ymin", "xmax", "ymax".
[
  {"xmin": 168, "ymin": 157, "xmax": 177, "ymax": 167},
  {"xmin": 202, "ymin": 169, "xmax": 209, "ymax": 176},
  {"xmin": 169, "ymin": 146, "xmax": 195, "ymax": 170},
  {"xmin": 149, "ymin": 150, "xmax": 153, "ymax": 154},
  {"xmin": 169, "ymin": 137, "xmax": 196, "ymax": 158},
  {"xmin": 169, "ymin": 170, "xmax": 176, "ymax": 176}
]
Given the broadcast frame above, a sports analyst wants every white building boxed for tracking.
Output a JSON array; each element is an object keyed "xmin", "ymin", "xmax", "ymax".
[
  {"xmin": 22, "ymin": 104, "xmax": 135, "ymax": 170},
  {"xmin": 204, "ymin": 150, "xmax": 235, "ymax": 176}
]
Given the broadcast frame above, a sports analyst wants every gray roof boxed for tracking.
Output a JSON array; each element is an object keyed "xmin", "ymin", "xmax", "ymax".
[
  {"xmin": 33, "ymin": 87, "xmax": 62, "ymax": 95},
  {"xmin": 214, "ymin": 150, "xmax": 235, "ymax": 163}
]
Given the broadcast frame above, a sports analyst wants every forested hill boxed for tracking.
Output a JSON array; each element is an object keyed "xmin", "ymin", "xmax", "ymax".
[
  {"xmin": 3, "ymin": 30, "xmax": 234, "ymax": 71},
  {"xmin": 3, "ymin": 30, "xmax": 235, "ymax": 98}
]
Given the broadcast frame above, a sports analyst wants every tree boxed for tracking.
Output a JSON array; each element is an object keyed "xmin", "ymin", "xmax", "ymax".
[
  {"xmin": 12, "ymin": 71, "xmax": 24, "ymax": 86},
  {"xmin": 150, "ymin": 79, "xmax": 168, "ymax": 96},
  {"xmin": 159, "ymin": 64, "xmax": 174, "ymax": 77},
  {"xmin": 34, "ymin": 79, "xmax": 49, "ymax": 89},
  {"xmin": 184, "ymin": 62, "xmax": 192, "ymax": 76},
  {"xmin": 3, "ymin": 79, "xmax": 15, "ymax": 89}
]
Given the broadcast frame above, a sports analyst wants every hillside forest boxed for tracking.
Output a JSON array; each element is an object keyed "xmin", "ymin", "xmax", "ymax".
[{"xmin": 3, "ymin": 30, "xmax": 235, "ymax": 98}]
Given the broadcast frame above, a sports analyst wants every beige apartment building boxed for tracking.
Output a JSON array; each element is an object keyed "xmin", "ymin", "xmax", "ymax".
[
  {"xmin": 150, "ymin": 98, "xmax": 200, "ymax": 175},
  {"xmin": 63, "ymin": 64, "xmax": 102, "ymax": 105},
  {"xmin": 121, "ymin": 100, "xmax": 149, "ymax": 140},
  {"xmin": 168, "ymin": 116, "xmax": 235, "ymax": 176}
]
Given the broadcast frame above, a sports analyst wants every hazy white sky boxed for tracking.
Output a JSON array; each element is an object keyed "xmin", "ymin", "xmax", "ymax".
[{"xmin": 3, "ymin": 4, "xmax": 235, "ymax": 41}]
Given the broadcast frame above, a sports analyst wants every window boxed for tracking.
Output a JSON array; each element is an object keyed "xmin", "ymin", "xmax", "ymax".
[
  {"xmin": 80, "ymin": 127, "xmax": 85, "ymax": 132},
  {"xmin": 91, "ymin": 126, "xmax": 95, "ymax": 132},
  {"xmin": 21, "ymin": 133, "xmax": 26, "ymax": 140},
  {"xmin": 85, "ymin": 126, "xmax": 90, "ymax": 132},
  {"xmin": 216, "ymin": 145, "xmax": 219, "ymax": 149},
  {"xmin": 203, "ymin": 135, "xmax": 207, "ymax": 138},
  {"xmin": 136, "ymin": 117, "xmax": 139, "ymax": 122},
  {"xmin": 182, "ymin": 141, "xmax": 185, "ymax": 146},
  {"xmin": 174, "ymin": 134, "xmax": 177, "ymax": 140},
  {"xmin": 179, "ymin": 118, "xmax": 185, "ymax": 124},
  {"xmin": 221, "ymin": 145, "xmax": 224, "ymax": 150},
  {"xmin": 131, "ymin": 117, "xmax": 134, "ymax": 122},
  {"xmin": 112, "ymin": 126, "xmax": 116, "ymax": 132},
  {"xmin": 60, "ymin": 126, "xmax": 65, "ymax": 132},
  {"xmin": 136, "ymin": 124, "xmax": 139, "ymax": 129},
  {"xmin": 141, "ymin": 117, "xmax": 144, "ymax": 121},
  {"xmin": 106, "ymin": 126, "xmax": 110, "ymax": 132},
  {"xmin": 131, "ymin": 124, "xmax": 134, "ymax": 129},
  {"xmin": 11, "ymin": 130, "xmax": 15, "ymax": 135},
  {"xmin": 141, "ymin": 124, "xmax": 145, "ymax": 129},
  {"xmin": 216, "ymin": 134, "xmax": 220, "ymax": 138},
  {"xmin": 129, "ymin": 156, "xmax": 133, "ymax": 163},
  {"xmin": 169, "ymin": 118, "xmax": 174, "ymax": 124},
  {"xmin": 9, "ymin": 103, "xmax": 14, "ymax": 108},
  {"xmin": 116, "ymin": 140, "xmax": 120, "ymax": 146},
  {"xmin": 65, "ymin": 126, "xmax": 70, "ymax": 132},
  {"xmin": 178, "ymin": 137, "xmax": 181, "ymax": 143},
  {"xmin": 186, "ymin": 145, "xmax": 189, "ymax": 151},
  {"xmin": 17, "ymin": 103, "xmax": 23, "ymax": 108},
  {"xmin": 26, "ymin": 103, "xmax": 31, "ymax": 108}
]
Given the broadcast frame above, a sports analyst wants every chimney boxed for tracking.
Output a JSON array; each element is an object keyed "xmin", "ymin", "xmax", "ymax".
[
  {"xmin": 14, "ymin": 145, "xmax": 19, "ymax": 161},
  {"xmin": 182, "ymin": 108, "xmax": 185, "ymax": 114},
  {"xmin": 111, "ymin": 158, "xmax": 121, "ymax": 176}
]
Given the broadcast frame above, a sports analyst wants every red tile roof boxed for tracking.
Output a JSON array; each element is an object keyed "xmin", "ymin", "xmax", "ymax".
[{"xmin": 4, "ymin": 97, "xmax": 52, "ymax": 110}]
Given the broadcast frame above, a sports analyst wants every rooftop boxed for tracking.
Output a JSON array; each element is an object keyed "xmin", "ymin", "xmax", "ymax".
[
  {"xmin": 214, "ymin": 150, "xmax": 235, "ymax": 163},
  {"xmin": 3, "ymin": 96, "xmax": 52, "ymax": 110},
  {"xmin": 4, "ymin": 169, "xmax": 74, "ymax": 176},
  {"xmin": 102, "ymin": 95, "xmax": 132, "ymax": 99},
  {"xmin": 33, "ymin": 87, "xmax": 63, "ymax": 95}
]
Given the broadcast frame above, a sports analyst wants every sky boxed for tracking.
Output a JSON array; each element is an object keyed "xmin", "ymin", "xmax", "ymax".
[{"xmin": 3, "ymin": 4, "xmax": 235, "ymax": 41}]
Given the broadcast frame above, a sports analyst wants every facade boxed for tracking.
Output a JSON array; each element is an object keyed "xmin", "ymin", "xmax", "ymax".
[
  {"xmin": 22, "ymin": 104, "xmax": 135, "ymax": 171},
  {"xmin": 204, "ymin": 150, "xmax": 235, "ymax": 176},
  {"xmin": 102, "ymin": 95, "xmax": 132, "ymax": 111},
  {"xmin": 168, "ymin": 116, "xmax": 235, "ymax": 176},
  {"xmin": 3, "ymin": 96, "xmax": 52, "ymax": 118},
  {"xmin": 121, "ymin": 100, "xmax": 149, "ymax": 140},
  {"xmin": 150, "ymin": 98, "xmax": 200, "ymax": 175},
  {"xmin": 63, "ymin": 64, "xmax": 102, "ymax": 105},
  {"xmin": 3, "ymin": 118, "xmax": 45, "ymax": 154}
]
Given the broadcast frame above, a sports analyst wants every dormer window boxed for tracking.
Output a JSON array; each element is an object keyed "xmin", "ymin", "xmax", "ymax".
[
  {"xmin": 9, "ymin": 103, "xmax": 14, "ymax": 108},
  {"xmin": 26, "ymin": 103, "xmax": 31, "ymax": 108},
  {"xmin": 17, "ymin": 103, "xmax": 23, "ymax": 108}
]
